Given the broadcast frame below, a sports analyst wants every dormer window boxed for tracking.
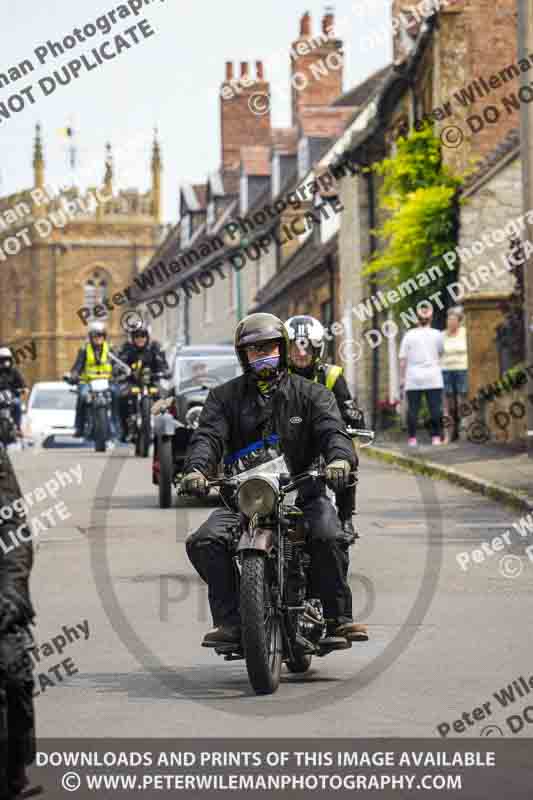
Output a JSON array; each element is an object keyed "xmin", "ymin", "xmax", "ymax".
[
  {"xmin": 180, "ymin": 213, "xmax": 191, "ymax": 248},
  {"xmin": 298, "ymin": 138, "xmax": 310, "ymax": 178}
]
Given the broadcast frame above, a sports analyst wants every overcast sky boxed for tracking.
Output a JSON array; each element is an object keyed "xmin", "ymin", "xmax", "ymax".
[{"xmin": 0, "ymin": 0, "xmax": 392, "ymax": 222}]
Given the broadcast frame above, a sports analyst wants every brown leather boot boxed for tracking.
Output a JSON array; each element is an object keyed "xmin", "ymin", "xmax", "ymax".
[{"xmin": 334, "ymin": 622, "xmax": 369, "ymax": 642}]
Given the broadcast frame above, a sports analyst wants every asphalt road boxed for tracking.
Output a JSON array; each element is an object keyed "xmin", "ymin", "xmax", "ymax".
[{"xmin": 9, "ymin": 442, "xmax": 533, "ymax": 738}]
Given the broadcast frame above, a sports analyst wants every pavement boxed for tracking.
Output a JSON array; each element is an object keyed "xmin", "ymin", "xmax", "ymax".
[
  {"xmin": 367, "ymin": 430, "xmax": 533, "ymax": 512},
  {"xmin": 5, "ymin": 442, "xmax": 533, "ymax": 742}
]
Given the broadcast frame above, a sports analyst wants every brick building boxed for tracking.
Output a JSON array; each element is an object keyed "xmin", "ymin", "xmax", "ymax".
[{"xmin": 0, "ymin": 125, "xmax": 163, "ymax": 384}]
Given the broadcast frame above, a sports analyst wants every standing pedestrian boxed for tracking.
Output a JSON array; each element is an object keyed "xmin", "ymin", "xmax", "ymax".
[
  {"xmin": 441, "ymin": 306, "xmax": 469, "ymax": 443},
  {"xmin": 399, "ymin": 306, "xmax": 444, "ymax": 447}
]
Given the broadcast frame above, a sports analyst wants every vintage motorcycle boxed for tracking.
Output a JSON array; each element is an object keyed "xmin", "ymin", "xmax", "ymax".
[
  {"xmin": 0, "ymin": 390, "xmax": 20, "ymax": 446},
  {"xmin": 118, "ymin": 360, "xmax": 164, "ymax": 458},
  {"xmin": 64, "ymin": 375, "xmax": 114, "ymax": 453},
  {"xmin": 183, "ymin": 427, "xmax": 374, "ymax": 696},
  {"xmin": 152, "ymin": 377, "xmax": 221, "ymax": 509}
]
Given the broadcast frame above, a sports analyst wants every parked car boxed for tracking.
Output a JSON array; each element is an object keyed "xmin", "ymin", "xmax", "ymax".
[
  {"xmin": 152, "ymin": 345, "xmax": 241, "ymax": 507},
  {"xmin": 23, "ymin": 381, "xmax": 77, "ymax": 446}
]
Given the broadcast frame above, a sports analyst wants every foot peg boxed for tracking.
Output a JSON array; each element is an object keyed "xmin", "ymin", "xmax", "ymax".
[{"xmin": 316, "ymin": 636, "xmax": 352, "ymax": 656}]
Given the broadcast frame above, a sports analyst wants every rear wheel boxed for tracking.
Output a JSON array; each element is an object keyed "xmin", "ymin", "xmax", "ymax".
[
  {"xmin": 94, "ymin": 407, "xmax": 107, "ymax": 452},
  {"xmin": 158, "ymin": 438, "xmax": 173, "ymax": 509},
  {"xmin": 240, "ymin": 553, "xmax": 282, "ymax": 695}
]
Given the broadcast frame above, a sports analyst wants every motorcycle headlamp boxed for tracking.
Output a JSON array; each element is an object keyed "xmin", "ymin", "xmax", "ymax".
[{"xmin": 237, "ymin": 477, "xmax": 278, "ymax": 518}]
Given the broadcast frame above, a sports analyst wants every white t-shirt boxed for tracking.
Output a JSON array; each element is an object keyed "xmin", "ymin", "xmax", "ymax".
[{"xmin": 399, "ymin": 327, "xmax": 444, "ymax": 390}]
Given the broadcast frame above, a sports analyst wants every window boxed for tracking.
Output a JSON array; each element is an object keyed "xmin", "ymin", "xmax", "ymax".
[
  {"xmin": 10, "ymin": 270, "xmax": 22, "ymax": 327},
  {"xmin": 298, "ymin": 138, "xmax": 309, "ymax": 178},
  {"xmin": 240, "ymin": 174, "xmax": 249, "ymax": 215},
  {"xmin": 180, "ymin": 214, "xmax": 191, "ymax": 248},
  {"xmin": 83, "ymin": 270, "xmax": 109, "ymax": 320},
  {"xmin": 207, "ymin": 201, "xmax": 216, "ymax": 231},
  {"xmin": 272, "ymin": 153, "xmax": 281, "ymax": 198}
]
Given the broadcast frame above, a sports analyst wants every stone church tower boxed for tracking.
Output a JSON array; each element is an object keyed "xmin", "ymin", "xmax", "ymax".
[{"xmin": 0, "ymin": 125, "xmax": 164, "ymax": 384}]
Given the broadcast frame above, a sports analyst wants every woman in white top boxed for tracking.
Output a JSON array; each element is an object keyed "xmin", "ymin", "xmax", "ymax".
[
  {"xmin": 441, "ymin": 306, "xmax": 469, "ymax": 442},
  {"xmin": 399, "ymin": 306, "xmax": 444, "ymax": 447}
]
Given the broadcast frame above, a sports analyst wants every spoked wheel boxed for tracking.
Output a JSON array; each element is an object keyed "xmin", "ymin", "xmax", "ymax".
[
  {"xmin": 240, "ymin": 553, "xmax": 283, "ymax": 695},
  {"xmin": 94, "ymin": 407, "xmax": 107, "ymax": 452},
  {"xmin": 138, "ymin": 396, "xmax": 152, "ymax": 457}
]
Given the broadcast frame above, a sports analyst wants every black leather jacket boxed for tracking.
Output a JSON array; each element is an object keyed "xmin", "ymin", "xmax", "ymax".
[
  {"xmin": 184, "ymin": 371, "xmax": 357, "ymax": 478},
  {"xmin": 117, "ymin": 341, "xmax": 169, "ymax": 375}
]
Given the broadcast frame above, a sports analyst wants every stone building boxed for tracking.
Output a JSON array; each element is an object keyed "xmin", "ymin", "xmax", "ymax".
[
  {"xmin": 0, "ymin": 125, "xmax": 163, "ymax": 384},
  {"xmin": 334, "ymin": 0, "xmax": 521, "ymax": 426}
]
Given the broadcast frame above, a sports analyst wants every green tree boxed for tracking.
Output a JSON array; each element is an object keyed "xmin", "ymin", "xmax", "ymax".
[{"xmin": 363, "ymin": 125, "xmax": 463, "ymax": 321}]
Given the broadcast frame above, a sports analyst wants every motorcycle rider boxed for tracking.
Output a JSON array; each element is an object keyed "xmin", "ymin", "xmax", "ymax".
[
  {"xmin": 285, "ymin": 316, "xmax": 364, "ymax": 541},
  {"xmin": 116, "ymin": 325, "xmax": 169, "ymax": 442},
  {"xmin": 0, "ymin": 348, "xmax": 28, "ymax": 437},
  {"xmin": 183, "ymin": 313, "xmax": 368, "ymax": 647},
  {"xmin": 0, "ymin": 449, "xmax": 35, "ymax": 798},
  {"xmin": 70, "ymin": 321, "xmax": 119, "ymax": 439}
]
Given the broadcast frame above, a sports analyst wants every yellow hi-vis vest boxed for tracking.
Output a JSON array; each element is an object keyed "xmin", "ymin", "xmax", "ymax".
[
  {"xmin": 318, "ymin": 364, "xmax": 343, "ymax": 391},
  {"xmin": 80, "ymin": 342, "xmax": 112, "ymax": 383}
]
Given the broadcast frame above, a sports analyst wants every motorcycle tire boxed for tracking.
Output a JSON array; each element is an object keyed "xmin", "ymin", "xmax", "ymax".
[
  {"xmin": 158, "ymin": 438, "xmax": 173, "ymax": 509},
  {"xmin": 94, "ymin": 407, "xmax": 107, "ymax": 453},
  {"xmin": 240, "ymin": 553, "xmax": 283, "ymax": 695},
  {"xmin": 286, "ymin": 652, "xmax": 312, "ymax": 674},
  {"xmin": 137, "ymin": 397, "xmax": 152, "ymax": 458}
]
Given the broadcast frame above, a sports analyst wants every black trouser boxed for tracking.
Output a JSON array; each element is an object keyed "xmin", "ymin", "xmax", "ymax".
[
  {"xmin": 186, "ymin": 493, "xmax": 353, "ymax": 627},
  {"xmin": 406, "ymin": 388, "xmax": 443, "ymax": 439}
]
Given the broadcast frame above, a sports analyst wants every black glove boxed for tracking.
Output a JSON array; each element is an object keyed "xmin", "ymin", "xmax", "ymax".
[
  {"xmin": 182, "ymin": 471, "xmax": 209, "ymax": 496},
  {"xmin": 325, "ymin": 459, "xmax": 351, "ymax": 493}
]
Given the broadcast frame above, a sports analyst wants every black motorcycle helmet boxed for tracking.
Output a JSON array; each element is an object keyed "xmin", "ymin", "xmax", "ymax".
[
  {"xmin": 131, "ymin": 325, "xmax": 150, "ymax": 347},
  {"xmin": 234, "ymin": 313, "xmax": 289, "ymax": 373}
]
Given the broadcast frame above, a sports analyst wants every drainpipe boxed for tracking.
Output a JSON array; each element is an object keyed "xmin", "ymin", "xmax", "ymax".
[
  {"xmin": 367, "ymin": 167, "xmax": 379, "ymax": 432},
  {"xmin": 327, "ymin": 253, "xmax": 336, "ymax": 361}
]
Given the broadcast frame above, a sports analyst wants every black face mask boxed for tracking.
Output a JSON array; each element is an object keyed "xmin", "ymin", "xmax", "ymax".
[
  {"xmin": 291, "ymin": 363, "xmax": 316, "ymax": 380},
  {"xmin": 0, "ymin": 361, "xmax": 12, "ymax": 372}
]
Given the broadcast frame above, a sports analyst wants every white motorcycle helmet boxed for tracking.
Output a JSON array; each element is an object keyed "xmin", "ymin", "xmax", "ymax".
[
  {"xmin": 285, "ymin": 315, "xmax": 326, "ymax": 367},
  {"xmin": 0, "ymin": 347, "xmax": 13, "ymax": 370},
  {"xmin": 88, "ymin": 321, "xmax": 107, "ymax": 342}
]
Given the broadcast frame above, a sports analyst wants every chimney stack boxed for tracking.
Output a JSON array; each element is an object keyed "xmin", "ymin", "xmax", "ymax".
[
  {"xmin": 220, "ymin": 60, "xmax": 271, "ymax": 172},
  {"xmin": 300, "ymin": 11, "xmax": 312, "ymax": 36},
  {"xmin": 322, "ymin": 9, "xmax": 334, "ymax": 34},
  {"xmin": 290, "ymin": 10, "xmax": 344, "ymax": 125}
]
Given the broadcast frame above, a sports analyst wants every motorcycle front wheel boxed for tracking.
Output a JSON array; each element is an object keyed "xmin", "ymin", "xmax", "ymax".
[
  {"xmin": 240, "ymin": 553, "xmax": 283, "ymax": 695},
  {"xmin": 137, "ymin": 396, "xmax": 152, "ymax": 457},
  {"xmin": 94, "ymin": 406, "xmax": 108, "ymax": 452}
]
